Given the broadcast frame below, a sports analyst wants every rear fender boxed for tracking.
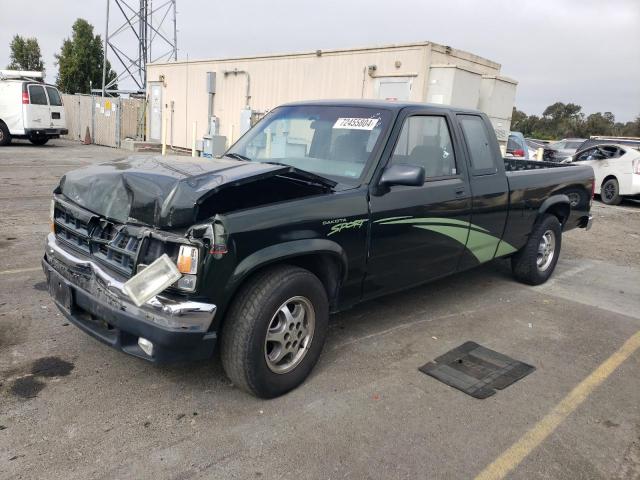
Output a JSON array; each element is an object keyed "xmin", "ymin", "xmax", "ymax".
[{"xmin": 538, "ymin": 195, "xmax": 570, "ymax": 225}]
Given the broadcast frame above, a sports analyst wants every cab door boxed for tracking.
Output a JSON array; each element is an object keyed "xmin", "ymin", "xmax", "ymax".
[
  {"xmin": 364, "ymin": 111, "xmax": 472, "ymax": 298},
  {"xmin": 455, "ymin": 114, "xmax": 510, "ymax": 271},
  {"xmin": 24, "ymin": 84, "xmax": 49, "ymax": 129}
]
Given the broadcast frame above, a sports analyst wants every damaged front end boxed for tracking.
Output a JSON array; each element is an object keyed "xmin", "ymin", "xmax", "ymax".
[
  {"xmin": 43, "ymin": 155, "xmax": 333, "ymax": 362},
  {"xmin": 43, "ymin": 195, "xmax": 218, "ymax": 362}
]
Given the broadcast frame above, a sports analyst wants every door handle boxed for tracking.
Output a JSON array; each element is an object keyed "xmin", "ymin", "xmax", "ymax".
[{"xmin": 454, "ymin": 187, "xmax": 466, "ymax": 197}]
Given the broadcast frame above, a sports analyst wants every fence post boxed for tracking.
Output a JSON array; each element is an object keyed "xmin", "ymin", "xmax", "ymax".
[
  {"xmin": 115, "ymin": 97, "xmax": 122, "ymax": 148},
  {"xmin": 77, "ymin": 97, "xmax": 81, "ymax": 141},
  {"xmin": 91, "ymin": 95, "xmax": 95, "ymax": 144}
]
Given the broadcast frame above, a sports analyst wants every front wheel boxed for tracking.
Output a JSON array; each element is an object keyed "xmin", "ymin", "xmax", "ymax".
[
  {"xmin": 511, "ymin": 214, "xmax": 562, "ymax": 285},
  {"xmin": 220, "ymin": 265, "xmax": 329, "ymax": 398}
]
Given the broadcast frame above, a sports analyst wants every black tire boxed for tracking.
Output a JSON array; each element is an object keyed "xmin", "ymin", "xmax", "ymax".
[
  {"xmin": 220, "ymin": 265, "xmax": 329, "ymax": 398},
  {"xmin": 511, "ymin": 214, "xmax": 562, "ymax": 285},
  {"xmin": 29, "ymin": 136, "xmax": 49, "ymax": 145},
  {"xmin": 601, "ymin": 178, "xmax": 621, "ymax": 205},
  {"xmin": 0, "ymin": 122, "xmax": 11, "ymax": 146}
]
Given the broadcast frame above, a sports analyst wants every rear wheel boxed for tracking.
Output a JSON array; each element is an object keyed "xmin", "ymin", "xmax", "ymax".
[
  {"xmin": 601, "ymin": 178, "xmax": 621, "ymax": 205},
  {"xmin": 0, "ymin": 122, "xmax": 11, "ymax": 146},
  {"xmin": 29, "ymin": 136, "xmax": 49, "ymax": 145},
  {"xmin": 512, "ymin": 214, "xmax": 562, "ymax": 285},
  {"xmin": 220, "ymin": 265, "xmax": 329, "ymax": 398}
]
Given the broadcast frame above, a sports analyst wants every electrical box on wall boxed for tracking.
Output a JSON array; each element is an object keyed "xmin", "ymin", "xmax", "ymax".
[
  {"xmin": 206, "ymin": 72, "xmax": 216, "ymax": 94},
  {"xmin": 240, "ymin": 108, "xmax": 252, "ymax": 136},
  {"xmin": 202, "ymin": 134, "xmax": 227, "ymax": 157}
]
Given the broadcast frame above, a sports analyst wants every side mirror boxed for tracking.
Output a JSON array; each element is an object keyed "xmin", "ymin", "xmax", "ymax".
[{"xmin": 379, "ymin": 164, "xmax": 425, "ymax": 187}]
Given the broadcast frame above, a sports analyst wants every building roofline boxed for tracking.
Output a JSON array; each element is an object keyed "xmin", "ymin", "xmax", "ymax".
[{"xmin": 148, "ymin": 41, "xmax": 500, "ymax": 70}]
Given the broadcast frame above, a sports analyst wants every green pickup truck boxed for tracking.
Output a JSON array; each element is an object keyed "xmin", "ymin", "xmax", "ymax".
[{"xmin": 43, "ymin": 100, "xmax": 594, "ymax": 397}]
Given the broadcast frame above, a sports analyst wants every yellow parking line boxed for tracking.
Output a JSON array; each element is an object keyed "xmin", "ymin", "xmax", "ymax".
[
  {"xmin": 475, "ymin": 329, "xmax": 640, "ymax": 480},
  {"xmin": 0, "ymin": 267, "xmax": 41, "ymax": 276}
]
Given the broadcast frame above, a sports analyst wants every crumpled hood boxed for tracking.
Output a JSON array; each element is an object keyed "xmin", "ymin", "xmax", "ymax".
[{"xmin": 58, "ymin": 155, "xmax": 307, "ymax": 228}]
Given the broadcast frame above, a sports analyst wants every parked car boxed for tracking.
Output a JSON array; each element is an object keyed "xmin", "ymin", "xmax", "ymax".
[
  {"xmin": 569, "ymin": 143, "xmax": 640, "ymax": 205},
  {"xmin": 0, "ymin": 70, "xmax": 67, "ymax": 146},
  {"xmin": 575, "ymin": 136, "xmax": 640, "ymax": 153},
  {"xmin": 505, "ymin": 131, "xmax": 533, "ymax": 159},
  {"xmin": 543, "ymin": 138, "xmax": 587, "ymax": 162},
  {"xmin": 42, "ymin": 100, "xmax": 594, "ymax": 398}
]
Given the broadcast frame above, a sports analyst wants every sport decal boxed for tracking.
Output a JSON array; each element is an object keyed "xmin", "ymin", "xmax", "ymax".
[{"xmin": 326, "ymin": 218, "xmax": 368, "ymax": 236}]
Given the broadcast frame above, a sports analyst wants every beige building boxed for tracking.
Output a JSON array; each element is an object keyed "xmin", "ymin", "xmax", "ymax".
[{"xmin": 146, "ymin": 41, "xmax": 517, "ymax": 151}]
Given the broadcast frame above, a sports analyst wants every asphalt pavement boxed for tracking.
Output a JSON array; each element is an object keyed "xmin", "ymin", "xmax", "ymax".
[{"xmin": 1, "ymin": 139, "xmax": 639, "ymax": 479}]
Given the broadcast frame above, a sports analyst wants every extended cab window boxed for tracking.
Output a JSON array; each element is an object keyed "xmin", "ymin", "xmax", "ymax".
[
  {"xmin": 28, "ymin": 85, "xmax": 48, "ymax": 105},
  {"xmin": 229, "ymin": 105, "xmax": 391, "ymax": 183},
  {"xmin": 458, "ymin": 115, "xmax": 497, "ymax": 174},
  {"xmin": 389, "ymin": 116, "xmax": 457, "ymax": 178},
  {"xmin": 46, "ymin": 87, "xmax": 63, "ymax": 106}
]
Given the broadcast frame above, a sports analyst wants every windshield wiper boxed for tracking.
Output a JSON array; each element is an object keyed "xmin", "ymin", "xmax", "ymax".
[
  {"xmin": 225, "ymin": 152, "xmax": 252, "ymax": 162},
  {"xmin": 263, "ymin": 161, "xmax": 337, "ymax": 188}
]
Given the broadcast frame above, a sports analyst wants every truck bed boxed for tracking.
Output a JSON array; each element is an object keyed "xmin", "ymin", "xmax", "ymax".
[{"xmin": 503, "ymin": 158, "xmax": 572, "ymax": 171}]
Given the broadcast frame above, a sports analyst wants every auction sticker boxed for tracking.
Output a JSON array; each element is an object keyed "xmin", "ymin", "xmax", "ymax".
[{"xmin": 333, "ymin": 117, "xmax": 379, "ymax": 130}]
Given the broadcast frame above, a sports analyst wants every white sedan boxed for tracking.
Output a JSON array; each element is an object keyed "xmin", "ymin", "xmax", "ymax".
[{"xmin": 570, "ymin": 144, "xmax": 640, "ymax": 205}]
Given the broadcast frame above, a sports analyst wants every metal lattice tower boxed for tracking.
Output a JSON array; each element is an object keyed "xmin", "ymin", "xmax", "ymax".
[{"xmin": 101, "ymin": 0, "xmax": 177, "ymax": 95}]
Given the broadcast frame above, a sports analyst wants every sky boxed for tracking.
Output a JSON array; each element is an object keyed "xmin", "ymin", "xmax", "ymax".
[{"xmin": 1, "ymin": 0, "xmax": 639, "ymax": 122}]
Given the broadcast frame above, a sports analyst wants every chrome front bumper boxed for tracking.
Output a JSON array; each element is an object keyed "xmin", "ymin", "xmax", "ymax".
[{"xmin": 44, "ymin": 233, "xmax": 216, "ymax": 332}]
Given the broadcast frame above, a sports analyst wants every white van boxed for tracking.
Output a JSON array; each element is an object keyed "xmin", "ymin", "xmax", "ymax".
[{"xmin": 0, "ymin": 72, "xmax": 67, "ymax": 146}]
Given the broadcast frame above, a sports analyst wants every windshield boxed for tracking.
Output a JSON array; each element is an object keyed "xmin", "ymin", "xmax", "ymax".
[{"xmin": 227, "ymin": 105, "xmax": 392, "ymax": 183}]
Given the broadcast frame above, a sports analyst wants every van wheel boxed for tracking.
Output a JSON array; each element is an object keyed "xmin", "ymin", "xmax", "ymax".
[
  {"xmin": 29, "ymin": 136, "xmax": 49, "ymax": 146},
  {"xmin": 221, "ymin": 265, "xmax": 329, "ymax": 398},
  {"xmin": 601, "ymin": 178, "xmax": 621, "ymax": 205},
  {"xmin": 511, "ymin": 214, "xmax": 562, "ymax": 285},
  {"xmin": 0, "ymin": 123, "xmax": 11, "ymax": 146}
]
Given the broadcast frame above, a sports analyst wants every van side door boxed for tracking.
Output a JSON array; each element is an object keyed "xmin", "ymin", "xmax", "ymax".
[
  {"xmin": 455, "ymin": 114, "xmax": 511, "ymax": 271},
  {"xmin": 365, "ymin": 110, "xmax": 472, "ymax": 298}
]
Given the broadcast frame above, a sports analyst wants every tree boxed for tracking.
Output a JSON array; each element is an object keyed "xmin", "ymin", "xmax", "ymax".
[
  {"xmin": 511, "ymin": 103, "xmax": 639, "ymax": 140},
  {"xmin": 55, "ymin": 19, "xmax": 117, "ymax": 94},
  {"xmin": 7, "ymin": 35, "xmax": 44, "ymax": 73}
]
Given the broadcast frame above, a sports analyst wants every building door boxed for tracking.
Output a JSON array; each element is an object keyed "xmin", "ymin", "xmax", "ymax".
[
  {"xmin": 149, "ymin": 83, "xmax": 163, "ymax": 142},
  {"xmin": 376, "ymin": 77, "xmax": 412, "ymax": 101}
]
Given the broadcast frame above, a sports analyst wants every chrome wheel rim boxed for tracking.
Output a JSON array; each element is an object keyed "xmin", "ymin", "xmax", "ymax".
[
  {"xmin": 537, "ymin": 230, "xmax": 556, "ymax": 272},
  {"xmin": 264, "ymin": 296, "xmax": 315, "ymax": 374}
]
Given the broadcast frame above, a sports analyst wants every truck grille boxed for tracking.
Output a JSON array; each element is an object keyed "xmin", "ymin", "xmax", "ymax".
[{"xmin": 53, "ymin": 201, "xmax": 141, "ymax": 277}]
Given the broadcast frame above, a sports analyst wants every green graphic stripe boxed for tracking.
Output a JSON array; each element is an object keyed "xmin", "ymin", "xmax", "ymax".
[
  {"xmin": 373, "ymin": 216, "xmax": 412, "ymax": 223},
  {"xmin": 377, "ymin": 216, "xmax": 517, "ymax": 263},
  {"xmin": 494, "ymin": 240, "xmax": 518, "ymax": 257},
  {"xmin": 466, "ymin": 229, "xmax": 502, "ymax": 264},
  {"xmin": 378, "ymin": 217, "xmax": 489, "ymax": 232},
  {"xmin": 414, "ymin": 225, "xmax": 470, "ymax": 247}
]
